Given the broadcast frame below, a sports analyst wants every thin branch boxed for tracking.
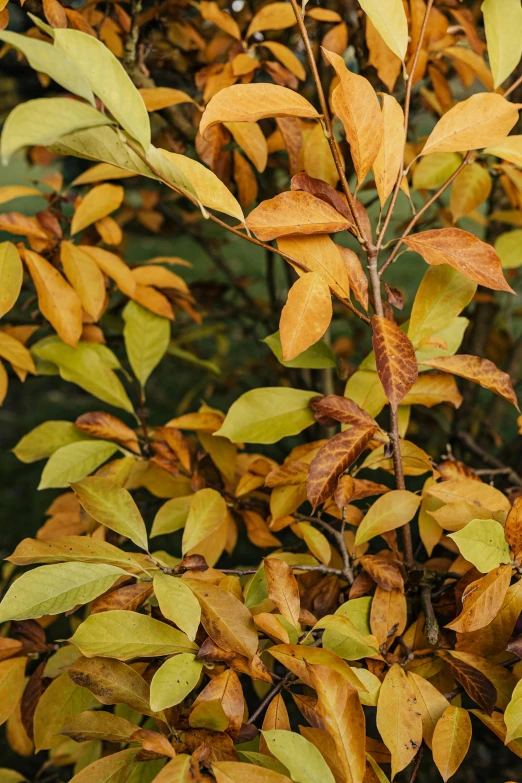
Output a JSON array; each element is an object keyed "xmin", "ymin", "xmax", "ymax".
[
  {"xmin": 408, "ymin": 745, "xmax": 424, "ymax": 783},
  {"xmin": 123, "ymin": 0, "xmax": 143, "ymax": 71},
  {"xmin": 457, "ymin": 430, "xmax": 522, "ymax": 488},
  {"xmin": 504, "ymin": 73, "xmax": 522, "ymax": 99},
  {"xmin": 247, "ymin": 671, "xmax": 293, "ymax": 723},
  {"xmin": 389, "ymin": 405, "xmax": 414, "ymax": 569}
]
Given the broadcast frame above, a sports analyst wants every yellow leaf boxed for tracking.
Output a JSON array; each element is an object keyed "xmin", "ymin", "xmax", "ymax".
[
  {"xmin": 280, "ymin": 272, "xmax": 332, "ymax": 362},
  {"xmin": 376, "ymin": 664, "xmax": 422, "ymax": 779},
  {"xmin": 0, "ymin": 657, "xmax": 26, "ymax": 727},
  {"xmin": 71, "ymin": 183, "xmax": 124, "ymax": 235},
  {"xmin": 448, "ymin": 519, "xmax": 511, "ymax": 573},
  {"xmin": 0, "ymin": 332, "xmax": 35, "ymax": 374},
  {"xmin": 262, "ymin": 41, "xmax": 306, "ymax": 81},
  {"xmin": 358, "ymin": 0, "xmax": 408, "ymax": 60},
  {"xmin": 150, "ymin": 653, "xmax": 203, "ymax": 711},
  {"xmin": 355, "ymin": 490, "xmax": 421, "ymax": 546},
  {"xmin": 79, "ymin": 245, "xmax": 136, "ymax": 296},
  {"xmin": 60, "ymin": 241, "xmax": 106, "ymax": 321},
  {"xmin": 0, "ymin": 185, "xmax": 42, "ymax": 204},
  {"xmin": 432, "ymin": 707, "xmax": 472, "ymax": 781},
  {"xmin": 153, "ymin": 573, "xmax": 201, "ymax": 641},
  {"xmin": 408, "ymin": 671, "xmax": 449, "ymax": 749},
  {"xmin": 200, "ymin": 0, "xmax": 241, "ymax": 38},
  {"xmin": 303, "ymin": 122, "xmax": 339, "ymax": 187},
  {"xmin": 248, "ymin": 191, "xmax": 350, "ymax": 241},
  {"xmin": 139, "ymin": 87, "xmax": 196, "ymax": 110},
  {"xmin": 278, "ymin": 235, "xmax": 351, "ymax": 299},
  {"xmin": 0, "ymin": 242, "xmax": 22, "ymax": 319},
  {"xmin": 373, "ymin": 94, "xmax": 405, "ymax": 206},
  {"xmin": 182, "ymin": 488, "xmax": 227, "ymax": 554},
  {"xmin": 223, "ymin": 122, "xmax": 268, "ymax": 173},
  {"xmin": 485, "ymin": 135, "xmax": 522, "ymax": 167},
  {"xmin": 246, "ymin": 2, "xmax": 296, "ymax": 37},
  {"xmin": 482, "ymin": 0, "xmax": 522, "ymax": 88}
]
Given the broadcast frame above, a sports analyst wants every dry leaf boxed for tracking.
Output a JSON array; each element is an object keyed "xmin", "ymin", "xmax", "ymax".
[{"xmin": 279, "ymin": 272, "xmax": 332, "ymax": 361}]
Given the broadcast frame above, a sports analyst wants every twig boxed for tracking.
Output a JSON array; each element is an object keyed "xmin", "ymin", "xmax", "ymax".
[
  {"xmin": 408, "ymin": 745, "xmax": 424, "ymax": 783},
  {"xmin": 389, "ymin": 405, "xmax": 414, "ymax": 569},
  {"xmin": 247, "ymin": 671, "xmax": 293, "ymax": 723},
  {"xmin": 219, "ymin": 564, "xmax": 344, "ymax": 577},
  {"xmin": 123, "ymin": 0, "xmax": 143, "ymax": 71},
  {"xmin": 504, "ymin": 73, "xmax": 522, "ymax": 98},
  {"xmin": 457, "ymin": 430, "xmax": 522, "ymax": 488},
  {"xmin": 420, "ymin": 584, "xmax": 439, "ymax": 647}
]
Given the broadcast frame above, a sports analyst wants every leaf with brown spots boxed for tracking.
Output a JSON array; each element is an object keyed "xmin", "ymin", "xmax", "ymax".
[
  {"xmin": 420, "ymin": 355, "xmax": 519, "ymax": 410},
  {"xmin": 376, "ymin": 664, "xmax": 422, "ymax": 779},
  {"xmin": 196, "ymin": 637, "xmax": 273, "ymax": 683},
  {"xmin": 371, "ymin": 316, "xmax": 418, "ymax": 408},
  {"xmin": 265, "ymin": 461, "xmax": 309, "ymax": 488},
  {"xmin": 306, "ymin": 425, "xmax": 376, "ymax": 510},
  {"xmin": 310, "ymin": 395, "xmax": 378, "ymax": 429},
  {"xmin": 74, "ymin": 412, "xmax": 140, "ymax": 454},
  {"xmin": 90, "ymin": 582, "xmax": 153, "ymax": 614}
]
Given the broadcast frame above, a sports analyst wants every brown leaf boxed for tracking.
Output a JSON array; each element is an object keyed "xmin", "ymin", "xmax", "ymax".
[
  {"xmin": 90, "ymin": 582, "xmax": 153, "ymax": 614},
  {"xmin": 505, "ymin": 496, "xmax": 522, "ymax": 559},
  {"xmin": 338, "ymin": 246, "xmax": 369, "ymax": 311},
  {"xmin": 292, "ymin": 695, "xmax": 325, "ymax": 730},
  {"xmin": 75, "ymin": 412, "xmax": 141, "ymax": 454},
  {"xmin": 403, "ymin": 228, "xmax": 514, "ymax": 293},
  {"xmin": 196, "ymin": 637, "xmax": 273, "ymax": 683},
  {"xmin": 246, "ymin": 191, "xmax": 351, "ymax": 241},
  {"xmin": 307, "ymin": 425, "xmax": 376, "ymax": 509},
  {"xmin": 442, "ymin": 654, "xmax": 496, "ymax": 714},
  {"xmin": 370, "ymin": 586, "xmax": 407, "ymax": 646},
  {"xmin": 446, "ymin": 565, "xmax": 512, "ymax": 633},
  {"xmin": 291, "ymin": 172, "xmax": 352, "ymax": 221},
  {"xmin": 280, "ymin": 272, "xmax": 332, "ymax": 361},
  {"xmin": 265, "ymin": 461, "xmax": 309, "ymax": 488},
  {"xmin": 264, "ymin": 558, "xmax": 301, "ymax": 627},
  {"xmin": 68, "ymin": 656, "xmax": 154, "ymax": 716},
  {"xmin": 358, "ymin": 555, "xmax": 404, "ymax": 592},
  {"xmin": 372, "ymin": 315, "xmax": 418, "ymax": 407},
  {"xmin": 421, "ymin": 354, "xmax": 519, "ymax": 410},
  {"xmin": 132, "ymin": 728, "xmax": 176, "ymax": 758},
  {"xmin": 311, "ymin": 395, "xmax": 378, "ymax": 428},
  {"xmin": 192, "ymin": 668, "xmax": 244, "ymax": 739},
  {"xmin": 184, "ymin": 728, "xmax": 238, "ymax": 762}
]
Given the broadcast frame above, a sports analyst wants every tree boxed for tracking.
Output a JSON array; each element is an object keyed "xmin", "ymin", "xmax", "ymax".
[{"xmin": 0, "ymin": 0, "xmax": 522, "ymax": 781}]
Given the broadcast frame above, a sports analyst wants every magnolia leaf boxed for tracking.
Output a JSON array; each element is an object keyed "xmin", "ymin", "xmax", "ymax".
[
  {"xmin": 182, "ymin": 488, "xmax": 227, "ymax": 555},
  {"xmin": 280, "ymin": 273, "xmax": 332, "ymax": 362},
  {"xmin": 0, "ymin": 657, "xmax": 27, "ymax": 727},
  {"xmin": 69, "ymin": 610, "xmax": 197, "ymax": 659},
  {"xmin": 33, "ymin": 672, "xmax": 98, "ymax": 752},
  {"xmin": 448, "ymin": 519, "xmax": 511, "ymax": 572},
  {"xmin": 413, "ymin": 153, "xmax": 463, "ymax": 190},
  {"xmin": 68, "ymin": 656, "xmax": 154, "ymax": 716},
  {"xmin": 400, "ymin": 372, "xmax": 463, "ymax": 408},
  {"xmin": 213, "ymin": 762, "xmax": 292, "ymax": 783},
  {"xmin": 306, "ymin": 425, "xmax": 376, "ymax": 510},
  {"xmin": 80, "ymin": 245, "xmax": 136, "ymax": 296},
  {"xmin": 263, "ymin": 332, "xmax": 336, "ymax": 369},
  {"xmin": 408, "ymin": 671, "xmax": 449, "ymax": 749},
  {"xmin": 358, "ymin": 0, "xmax": 408, "ymax": 60},
  {"xmin": 215, "ymin": 387, "xmax": 319, "ymax": 444},
  {"xmin": 505, "ymin": 496, "xmax": 522, "ymax": 559},
  {"xmin": 495, "ymin": 230, "xmax": 522, "ymax": 269},
  {"xmin": 0, "ymin": 562, "xmax": 127, "ymax": 623},
  {"xmin": 403, "ymin": 229, "xmax": 513, "ymax": 293},
  {"xmin": 1, "ymin": 98, "xmax": 110, "ymax": 164},
  {"xmin": 485, "ymin": 135, "xmax": 522, "ymax": 167},
  {"xmin": 23, "ymin": 249, "xmax": 83, "ymax": 347},
  {"xmin": 151, "ymin": 496, "xmax": 192, "ymax": 537},
  {"xmin": 450, "ymin": 163, "xmax": 492, "ymax": 222},
  {"xmin": 432, "ymin": 707, "xmax": 472, "ymax": 782},
  {"xmin": 74, "ymin": 411, "xmax": 140, "ymax": 454},
  {"xmin": 262, "ymin": 730, "xmax": 336, "ymax": 783},
  {"xmin": 38, "ymin": 440, "xmax": 119, "ymax": 489},
  {"xmin": 8, "ymin": 536, "xmax": 143, "ymax": 570},
  {"xmin": 140, "ymin": 87, "xmax": 196, "ymax": 110},
  {"xmin": 505, "ymin": 679, "xmax": 522, "ymax": 744},
  {"xmin": 264, "ymin": 558, "xmax": 300, "ymax": 627},
  {"xmin": 60, "ymin": 710, "xmax": 139, "ymax": 743},
  {"xmin": 246, "ymin": 191, "xmax": 350, "ymax": 241},
  {"xmin": 277, "ymin": 235, "xmax": 351, "ymax": 299},
  {"xmin": 355, "ymin": 490, "xmax": 421, "ymax": 546},
  {"xmin": 323, "ymin": 49, "xmax": 383, "ymax": 186},
  {"xmin": 376, "ymin": 665, "xmax": 422, "ymax": 779},
  {"xmin": 482, "ymin": 0, "xmax": 522, "ymax": 88},
  {"xmin": 51, "ymin": 125, "xmax": 152, "ymax": 177},
  {"xmin": 246, "ymin": 2, "xmax": 296, "ymax": 37},
  {"xmin": 71, "ymin": 183, "xmax": 124, "ymax": 235},
  {"xmin": 60, "ymin": 242, "xmax": 106, "ymax": 321},
  {"xmin": 153, "ymin": 573, "xmax": 201, "ymax": 641},
  {"xmin": 150, "ymin": 653, "xmax": 203, "ymax": 711},
  {"xmin": 54, "ymin": 29, "xmax": 150, "ymax": 149},
  {"xmin": 0, "ymin": 242, "xmax": 23, "ymax": 319},
  {"xmin": 67, "ymin": 749, "xmax": 138, "ymax": 783},
  {"xmin": 200, "ymin": 84, "xmax": 320, "ymax": 139},
  {"xmin": 447, "ymin": 565, "xmax": 512, "ymax": 633},
  {"xmin": 224, "ymin": 122, "xmax": 268, "ymax": 173},
  {"xmin": 425, "ymin": 477, "xmax": 510, "ymax": 512},
  {"xmin": 372, "ymin": 315, "xmax": 418, "ymax": 407},
  {"xmin": 0, "ymin": 30, "xmax": 94, "ymax": 104},
  {"xmin": 373, "ymin": 94, "xmax": 405, "ymax": 206},
  {"xmin": 122, "ymin": 300, "xmax": 170, "ymax": 389},
  {"xmin": 0, "ymin": 332, "xmax": 35, "ymax": 374},
  {"xmin": 72, "ymin": 477, "xmax": 148, "ymax": 551},
  {"xmin": 317, "ymin": 614, "xmax": 381, "ymax": 660},
  {"xmin": 421, "ymin": 93, "xmax": 520, "ymax": 156},
  {"xmin": 420, "ymin": 354, "xmax": 519, "ymax": 409}
]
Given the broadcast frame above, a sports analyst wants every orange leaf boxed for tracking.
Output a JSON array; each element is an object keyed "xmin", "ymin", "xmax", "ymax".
[
  {"xmin": 60, "ymin": 241, "xmax": 106, "ymax": 322},
  {"xmin": 277, "ymin": 235, "xmax": 351, "ymax": 299},
  {"xmin": 264, "ymin": 557, "xmax": 300, "ymax": 627},
  {"xmin": 74, "ymin": 411, "xmax": 140, "ymax": 454},
  {"xmin": 280, "ymin": 272, "xmax": 332, "ymax": 361},
  {"xmin": 446, "ymin": 565, "xmax": 512, "ymax": 633},
  {"xmin": 373, "ymin": 93, "xmax": 405, "ymax": 206},
  {"xmin": 420, "ymin": 354, "xmax": 519, "ymax": 409},
  {"xmin": 505, "ymin": 497, "xmax": 522, "ymax": 560},
  {"xmin": 246, "ymin": 191, "xmax": 350, "ymax": 241},
  {"xmin": 371, "ymin": 315, "xmax": 418, "ymax": 408}
]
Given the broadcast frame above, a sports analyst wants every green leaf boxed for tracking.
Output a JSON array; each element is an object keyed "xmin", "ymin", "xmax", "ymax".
[
  {"xmin": 153, "ymin": 573, "xmax": 201, "ymax": 641},
  {"xmin": 182, "ymin": 488, "xmax": 227, "ymax": 555},
  {"xmin": 415, "ymin": 317, "xmax": 469, "ymax": 368},
  {"xmin": 448, "ymin": 519, "xmax": 511, "ymax": 573},
  {"xmin": 146, "ymin": 146, "xmax": 199, "ymax": 203},
  {"xmin": 69, "ymin": 610, "xmax": 198, "ymax": 660},
  {"xmin": 412, "ymin": 153, "xmax": 462, "ymax": 191},
  {"xmin": 505, "ymin": 678, "xmax": 522, "ymax": 744},
  {"xmin": 167, "ymin": 345, "xmax": 221, "ymax": 375},
  {"xmin": 355, "ymin": 490, "xmax": 421, "ymax": 546},
  {"xmin": 34, "ymin": 672, "xmax": 99, "ymax": 752},
  {"xmin": 0, "ymin": 31, "xmax": 94, "ymax": 105},
  {"xmin": 38, "ymin": 440, "xmax": 119, "ymax": 490},
  {"xmin": 13, "ymin": 420, "xmax": 91, "ymax": 463},
  {"xmin": 123, "ymin": 301, "xmax": 170, "ymax": 389},
  {"xmin": 151, "ymin": 496, "xmax": 192, "ymax": 537},
  {"xmin": 408, "ymin": 266, "xmax": 477, "ymax": 347},
  {"xmin": 482, "ymin": 0, "xmax": 522, "ymax": 89},
  {"xmin": 67, "ymin": 748, "xmax": 139, "ymax": 783},
  {"xmin": 0, "ymin": 242, "xmax": 23, "ymax": 319},
  {"xmin": 0, "ymin": 562, "xmax": 127, "ymax": 623},
  {"xmin": 318, "ymin": 614, "xmax": 381, "ymax": 660},
  {"xmin": 1, "ymin": 98, "xmax": 111, "ymax": 164},
  {"xmin": 215, "ymin": 387, "xmax": 319, "ymax": 444},
  {"xmin": 72, "ymin": 477, "xmax": 148, "ymax": 552},
  {"xmin": 263, "ymin": 332, "xmax": 336, "ymax": 369},
  {"xmin": 8, "ymin": 536, "xmax": 143, "ymax": 570},
  {"xmin": 495, "ymin": 230, "xmax": 522, "ymax": 269},
  {"xmin": 31, "ymin": 339, "xmax": 134, "ymax": 413},
  {"xmin": 149, "ymin": 653, "xmax": 203, "ymax": 711},
  {"xmin": 244, "ymin": 566, "xmax": 269, "ymax": 609},
  {"xmin": 261, "ymin": 730, "xmax": 336, "ymax": 783},
  {"xmin": 51, "ymin": 126, "xmax": 153, "ymax": 176},
  {"xmin": 53, "ymin": 29, "xmax": 151, "ymax": 150},
  {"xmin": 238, "ymin": 752, "xmax": 290, "ymax": 776}
]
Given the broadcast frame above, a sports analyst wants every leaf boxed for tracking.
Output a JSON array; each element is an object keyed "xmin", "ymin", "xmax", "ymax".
[
  {"xmin": 448, "ymin": 519, "xmax": 511, "ymax": 573},
  {"xmin": 151, "ymin": 496, "xmax": 192, "ymax": 537},
  {"xmin": 407, "ymin": 264, "xmax": 475, "ymax": 345},
  {"xmin": 213, "ymin": 762, "xmax": 292, "ymax": 783},
  {"xmin": 0, "ymin": 30, "xmax": 94, "ymax": 104},
  {"xmin": 505, "ymin": 679, "xmax": 522, "ymax": 744},
  {"xmin": 72, "ymin": 477, "xmax": 148, "ymax": 551},
  {"xmin": 0, "ymin": 657, "xmax": 26, "ymax": 727},
  {"xmin": 74, "ymin": 412, "xmax": 140, "ymax": 454},
  {"xmin": 358, "ymin": 555, "xmax": 404, "ymax": 592},
  {"xmin": 150, "ymin": 654, "xmax": 203, "ymax": 712},
  {"xmin": 0, "ymin": 562, "xmax": 127, "ymax": 623},
  {"xmin": 23, "ymin": 249, "xmax": 83, "ymax": 347},
  {"xmin": 277, "ymin": 235, "xmax": 351, "ymax": 299},
  {"xmin": 308, "ymin": 665, "xmax": 366, "ymax": 783},
  {"xmin": 69, "ymin": 610, "xmax": 197, "ymax": 660},
  {"xmin": 0, "ymin": 242, "xmax": 22, "ymax": 318},
  {"xmin": 68, "ymin": 656, "xmax": 154, "ymax": 716},
  {"xmin": 355, "ymin": 490, "xmax": 421, "ymax": 546},
  {"xmin": 403, "ymin": 229, "xmax": 513, "ymax": 293},
  {"xmin": 215, "ymin": 387, "xmax": 319, "ymax": 444},
  {"xmin": 446, "ymin": 565, "xmax": 512, "ymax": 633},
  {"xmin": 192, "ymin": 667, "xmax": 244, "ymax": 738},
  {"xmin": 400, "ymin": 372, "xmax": 463, "ymax": 408},
  {"xmin": 358, "ymin": 0, "xmax": 408, "ymax": 60},
  {"xmin": 373, "ymin": 94, "xmax": 405, "ymax": 206},
  {"xmin": 323, "ymin": 49, "xmax": 383, "ymax": 186},
  {"xmin": 38, "ymin": 440, "xmax": 118, "ymax": 489},
  {"xmin": 67, "ymin": 748, "xmax": 138, "ymax": 783},
  {"xmin": 495, "ymin": 230, "xmax": 522, "ymax": 269},
  {"xmin": 376, "ymin": 664, "xmax": 422, "ymax": 779},
  {"xmin": 371, "ymin": 316, "xmax": 418, "ymax": 407},
  {"xmin": 1, "ymin": 98, "xmax": 110, "ymax": 164},
  {"xmin": 450, "ymin": 163, "xmax": 492, "ymax": 222},
  {"xmin": 153, "ymin": 573, "xmax": 201, "ymax": 641},
  {"xmin": 420, "ymin": 354, "xmax": 519, "ymax": 409},
  {"xmin": 60, "ymin": 241, "xmax": 106, "ymax": 321},
  {"xmin": 264, "ymin": 558, "xmax": 300, "ymax": 627},
  {"xmin": 246, "ymin": 191, "xmax": 350, "ymax": 241},
  {"xmin": 200, "ymin": 84, "xmax": 320, "ymax": 139},
  {"xmin": 317, "ymin": 614, "xmax": 381, "ymax": 661},
  {"xmin": 79, "ymin": 245, "xmax": 136, "ymax": 296},
  {"xmin": 306, "ymin": 425, "xmax": 376, "ymax": 510},
  {"xmin": 8, "ymin": 536, "xmax": 142, "ymax": 570},
  {"xmin": 185, "ymin": 579, "xmax": 258, "ymax": 658},
  {"xmin": 420, "ymin": 93, "xmax": 520, "ymax": 156},
  {"xmin": 505, "ymin": 496, "xmax": 522, "ymax": 559},
  {"xmin": 33, "ymin": 672, "xmax": 98, "ymax": 751},
  {"xmin": 280, "ymin": 273, "xmax": 332, "ymax": 361},
  {"xmin": 182, "ymin": 488, "xmax": 227, "ymax": 555},
  {"xmin": 432, "ymin": 707, "xmax": 472, "ymax": 781},
  {"xmin": 71, "ymin": 184, "xmax": 124, "ymax": 235},
  {"xmin": 482, "ymin": 0, "xmax": 522, "ymax": 88},
  {"xmin": 139, "ymin": 87, "xmax": 195, "ymax": 110},
  {"xmin": 485, "ymin": 135, "xmax": 522, "ymax": 167},
  {"xmin": 425, "ymin": 478, "xmax": 510, "ymax": 512},
  {"xmin": 0, "ymin": 332, "xmax": 35, "ymax": 373},
  {"xmin": 246, "ymin": 2, "xmax": 296, "ymax": 36},
  {"xmin": 413, "ymin": 153, "xmax": 463, "ymax": 191},
  {"xmin": 408, "ymin": 672, "xmax": 449, "ymax": 749},
  {"xmin": 262, "ymin": 730, "xmax": 336, "ymax": 783},
  {"xmin": 263, "ymin": 332, "xmax": 336, "ymax": 369},
  {"xmin": 123, "ymin": 301, "xmax": 170, "ymax": 389},
  {"xmin": 54, "ymin": 29, "xmax": 150, "ymax": 149},
  {"xmin": 60, "ymin": 710, "xmax": 139, "ymax": 743},
  {"xmin": 224, "ymin": 122, "xmax": 267, "ymax": 173}
]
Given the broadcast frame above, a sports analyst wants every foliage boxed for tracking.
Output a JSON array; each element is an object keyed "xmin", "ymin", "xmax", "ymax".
[{"xmin": 1, "ymin": 1, "xmax": 522, "ymax": 782}]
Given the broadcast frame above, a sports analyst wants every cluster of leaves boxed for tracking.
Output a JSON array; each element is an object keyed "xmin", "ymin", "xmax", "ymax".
[{"xmin": 2, "ymin": 1, "xmax": 522, "ymax": 783}]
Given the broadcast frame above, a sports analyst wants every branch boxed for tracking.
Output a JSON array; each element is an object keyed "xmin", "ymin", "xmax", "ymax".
[
  {"xmin": 246, "ymin": 671, "xmax": 293, "ymax": 724},
  {"xmin": 123, "ymin": 0, "xmax": 143, "ymax": 71},
  {"xmin": 295, "ymin": 513, "xmax": 354, "ymax": 584},
  {"xmin": 457, "ymin": 430, "xmax": 522, "ymax": 488},
  {"xmin": 420, "ymin": 584, "xmax": 439, "ymax": 647}
]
